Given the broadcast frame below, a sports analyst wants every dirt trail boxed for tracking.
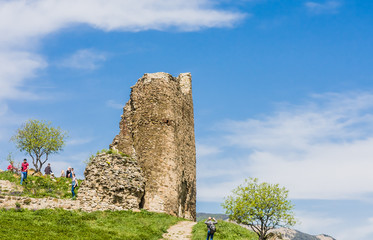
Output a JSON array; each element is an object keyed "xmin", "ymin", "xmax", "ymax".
[{"xmin": 162, "ymin": 221, "xmax": 196, "ymax": 240}]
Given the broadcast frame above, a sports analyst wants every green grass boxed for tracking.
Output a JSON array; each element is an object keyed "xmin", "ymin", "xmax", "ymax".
[
  {"xmin": 0, "ymin": 171, "xmax": 81, "ymax": 199},
  {"xmin": 192, "ymin": 220, "xmax": 258, "ymax": 240},
  {"xmin": 0, "ymin": 208, "xmax": 181, "ymax": 240}
]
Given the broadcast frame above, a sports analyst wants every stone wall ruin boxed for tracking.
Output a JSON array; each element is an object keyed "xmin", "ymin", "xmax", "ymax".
[
  {"xmin": 110, "ymin": 72, "xmax": 196, "ymax": 220},
  {"xmin": 79, "ymin": 72, "xmax": 196, "ymax": 220},
  {"xmin": 79, "ymin": 152, "xmax": 145, "ymax": 210}
]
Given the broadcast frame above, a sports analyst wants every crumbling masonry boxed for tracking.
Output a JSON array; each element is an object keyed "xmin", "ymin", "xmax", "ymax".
[{"xmin": 110, "ymin": 72, "xmax": 196, "ymax": 220}]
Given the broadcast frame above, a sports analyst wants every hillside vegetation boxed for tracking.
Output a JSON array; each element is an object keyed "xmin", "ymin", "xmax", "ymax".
[
  {"xmin": 192, "ymin": 220, "xmax": 258, "ymax": 240},
  {"xmin": 0, "ymin": 171, "xmax": 81, "ymax": 199},
  {"xmin": 0, "ymin": 208, "xmax": 180, "ymax": 240},
  {"xmin": 1, "ymin": 171, "xmax": 258, "ymax": 240}
]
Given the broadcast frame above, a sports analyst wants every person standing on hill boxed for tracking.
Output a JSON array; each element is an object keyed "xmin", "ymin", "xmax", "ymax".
[
  {"xmin": 20, "ymin": 159, "xmax": 29, "ymax": 185},
  {"xmin": 44, "ymin": 163, "xmax": 52, "ymax": 175},
  {"xmin": 205, "ymin": 217, "xmax": 218, "ymax": 240},
  {"xmin": 71, "ymin": 168, "xmax": 75, "ymax": 178},
  {"xmin": 71, "ymin": 173, "xmax": 78, "ymax": 198},
  {"xmin": 7, "ymin": 161, "xmax": 16, "ymax": 172},
  {"xmin": 66, "ymin": 167, "xmax": 71, "ymax": 178}
]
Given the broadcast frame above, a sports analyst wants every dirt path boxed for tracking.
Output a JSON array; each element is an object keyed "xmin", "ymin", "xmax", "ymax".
[{"xmin": 162, "ymin": 221, "xmax": 196, "ymax": 240}]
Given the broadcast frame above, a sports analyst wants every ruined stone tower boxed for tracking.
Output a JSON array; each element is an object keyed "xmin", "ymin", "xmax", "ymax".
[{"xmin": 111, "ymin": 72, "xmax": 196, "ymax": 221}]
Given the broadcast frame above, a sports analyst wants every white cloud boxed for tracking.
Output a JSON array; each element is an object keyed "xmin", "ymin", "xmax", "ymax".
[
  {"xmin": 305, "ymin": 1, "xmax": 341, "ymax": 14},
  {"xmin": 294, "ymin": 211, "xmax": 342, "ymax": 236},
  {"xmin": 0, "ymin": 51, "xmax": 47, "ymax": 101},
  {"xmin": 0, "ymin": 102, "xmax": 28, "ymax": 141},
  {"xmin": 59, "ymin": 49, "xmax": 106, "ymax": 70},
  {"xmin": 106, "ymin": 100, "xmax": 124, "ymax": 110},
  {"xmin": 197, "ymin": 144, "xmax": 221, "ymax": 158},
  {"xmin": 0, "ymin": 0, "xmax": 245, "ymax": 105},
  {"xmin": 66, "ymin": 138, "xmax": 94, "ymax": 146},
  {"xmin": 336, "ymin": 217, "xmax": 373, "ymax": 240},
  {"xmin": 0, "ymin": 0, "xmax": 245, "ymax": 46},
  {"xmin": 0, "ymin": 0, "xmax": 246, "ymax": 154},
  {"xmin": 197, "ymin": 92, "xmax": 373, "ymax": 202}
]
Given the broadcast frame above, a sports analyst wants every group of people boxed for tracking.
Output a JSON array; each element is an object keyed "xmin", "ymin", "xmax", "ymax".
[
  {"xmin": 63, "ymin": 166, "xmax": 78, "ymax": 198},
  {"xmin": 6, "ymin": 159, "xmax": 78, "ymax": 198}
]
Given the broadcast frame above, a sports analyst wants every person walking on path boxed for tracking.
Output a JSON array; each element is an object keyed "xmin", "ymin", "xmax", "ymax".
[
  {"xmin": 44, "ymin": 163, "xmax": 52, "ymax": 175},
  {"xmin": 20, "ymin": 159, "xmax": 29, "ymax": 185},
  {"xmin": 205, "ymin": 217, "xmax": 217, "ymax": 240},
  {"xmin": 71, "ymin": 173, "xmax": 78, "ymax": 198}
]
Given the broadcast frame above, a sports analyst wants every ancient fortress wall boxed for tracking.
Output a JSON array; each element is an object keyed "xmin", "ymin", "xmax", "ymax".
[{"xmin": 111, "ymin": 72, "xmax": 196, "ymax": 220}]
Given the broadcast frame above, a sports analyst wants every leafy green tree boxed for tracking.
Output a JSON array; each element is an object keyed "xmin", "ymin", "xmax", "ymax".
[
  {"xmin": 11, "ymin": 119, "xmax": 67, "ymax": 173},
  {"xmin": 222, "ymin": 178, "xmax": 296, "ymax": 240}
]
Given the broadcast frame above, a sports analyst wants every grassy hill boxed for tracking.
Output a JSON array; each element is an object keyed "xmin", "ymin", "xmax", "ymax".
[
  {"xmin": 0, "ymin": 208, "xmax": 180, "ymax": 240},
  {"xmin": 0, "ymin": 171, "xmax": 258, "ymax": 240},
  {"xmin": 0, "ymin": 170, "xmax": 81, "ymax": 199}
]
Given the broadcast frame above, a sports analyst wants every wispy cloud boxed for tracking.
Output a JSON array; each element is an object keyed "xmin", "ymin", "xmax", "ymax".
[
  {"xmin": 196, "ymin": 144, "xmax": 221, "ymax": 158},
  {"xmin": 197, "ymin": 92, "xmax": 373, "ymax": 202},
  {"xmin": 59, "ymin": 49, "xmax": 106, "ymax": 70},
  {"xmin": 0, "ymin": 102, "xmax": 26, "ymax": 142},
  {"xmin": 0, "ymin": 51, "xmax": 46, "ymax": 101},
  {"xmin": 305, "ymin": 1, "xmax": 342, "ymax": 14},
  {"xmin": 294, "ymin": 211, "xmax": 342, "ymax": 236},
  {"xmin": 336, "ymin": 217, "xmax": 373, "ymax": 240},
  {"xmin": 0, "ymin": 0, "xmax": 246, "ymax": 46},
  {"xmin": 66, "ymin": 138, "xmax": 94, "ymax": 146},
  {"xmin": 0, "ymin": 0, "xmax": 245, "ymax": 107},
  {"xmin": 106, "ymin": 100, "xmax": 123, "ymax": 110},
  {"xmin": 0, "ymin": 0, "xmax": 247, "ymax": 160}
]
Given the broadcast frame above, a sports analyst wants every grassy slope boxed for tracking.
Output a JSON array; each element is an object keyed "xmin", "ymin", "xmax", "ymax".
[
  {"xmin": 192, "ymin": 220, "xmax": 258, "ymax": 240},
  {"xmin": 0, "ymin": 171, "xmax": 81, "ymax": 199},
  {"xmin": 0, "ymin": 209, "xmax": 180, "ymax": 240}
]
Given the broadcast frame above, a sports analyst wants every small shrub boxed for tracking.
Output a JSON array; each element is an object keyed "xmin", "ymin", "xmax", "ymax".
[{"xmin": 15, "ymin": 202, "xmax": 21, "ymax": 208}]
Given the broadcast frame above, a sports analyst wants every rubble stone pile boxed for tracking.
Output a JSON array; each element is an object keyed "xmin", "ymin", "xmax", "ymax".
[{"xmin": 78, "ymin": 152, "xmax": 145, "ymax": 211}]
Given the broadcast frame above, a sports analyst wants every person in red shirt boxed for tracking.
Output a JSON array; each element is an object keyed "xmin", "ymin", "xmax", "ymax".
[
  {"xmin": 20, "ymin": 159, "xmax": 29, "ymax": 185},
  {"xmin": 7, "ymin": 161, "xmax": 15, "ymax": 172}
]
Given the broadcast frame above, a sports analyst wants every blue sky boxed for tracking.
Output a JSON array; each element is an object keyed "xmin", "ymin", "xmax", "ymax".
[{"xmin": 1, "ymin": 0, "xmax": 373, "ymax": 239}]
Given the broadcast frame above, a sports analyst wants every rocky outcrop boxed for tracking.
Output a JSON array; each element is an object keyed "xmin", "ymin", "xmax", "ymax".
[
  {"xmin": 110, "ymin": 72, "xmax": 196, "ymax": 220},
  {"xmin": 78, "ymin": 152, "xmax": 145, "ymax": 210}
]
